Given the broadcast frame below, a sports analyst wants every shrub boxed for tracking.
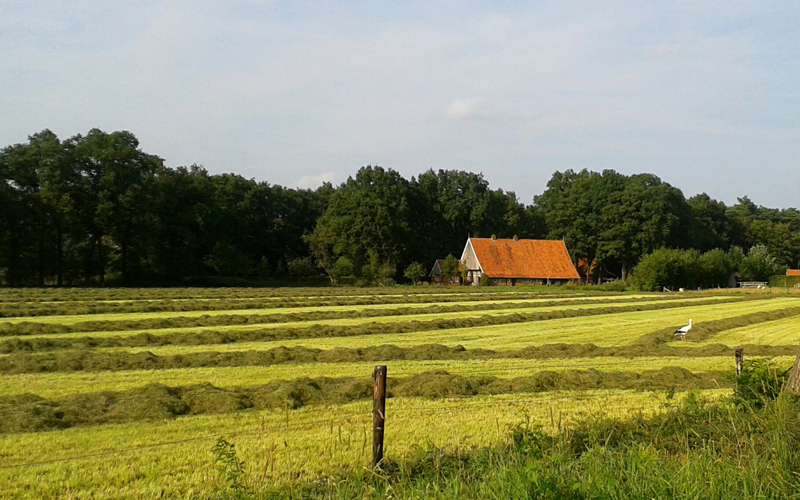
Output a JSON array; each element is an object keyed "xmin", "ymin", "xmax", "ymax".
[
  {"xmin": 361, "ymin": 250, "xmax": 395, "ymax": 283},
  {"xmin": 287, "ymin": 258, "xmax": 317, "ymax": 278},
  {"xmin": 403, "ymin": 262, "xmax": 426, "ymax": 284},
  {"xmin": 329, "ymin": 257, "xmax": 354, "ymax": 280},
  {"xmin": 740, "ymin": 245, "xmax": 785, "ymax": 282},
  {"xmin": 630, "ymin": 248, "xmax": 699, "ymax": 291}
]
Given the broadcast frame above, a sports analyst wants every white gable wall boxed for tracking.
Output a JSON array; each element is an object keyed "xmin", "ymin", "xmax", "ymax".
[{"xmin": 460, "ymin": 239, "xmax": 482, "ymax": 272}]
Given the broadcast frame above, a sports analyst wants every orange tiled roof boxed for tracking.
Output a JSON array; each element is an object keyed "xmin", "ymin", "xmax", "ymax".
[
  {"xmin": 468, "ymin": 238, "xmax": 580, "ymax": 280},
  {"xmin": 787, "ymin": 269, "xmax": 800, "ymax": 277}
]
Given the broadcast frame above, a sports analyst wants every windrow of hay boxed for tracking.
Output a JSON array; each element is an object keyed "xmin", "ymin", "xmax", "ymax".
[
  {"xmin": 0, "ymin": 342, "xmax": 793, "ymax": 375},
  {"xmin": 0, "ymin": 286, "xmax": 619, "ymax": 303},
  {"xmin": 0, "ymin": 291, "xmax": 640, "ymax": 318},
  {"xmin": 0, "ymin": 297, "xmax": 751, "ymax": 351},
  {"xmin": 633, "ymin": 305, "xmax": 800, "ymax": 346},
  {"xmin": 0, "ymin": 294, "xmax": 708, "ymax": 332},
  {"xmin": 0, "ymin": 367, "xmax": 728, "ymax": 434}
]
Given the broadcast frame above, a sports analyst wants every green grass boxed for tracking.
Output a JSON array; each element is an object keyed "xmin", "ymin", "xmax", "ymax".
[
  {"xmin": 0, "ymin": 389, "xmax": 722, "ymax": 499},
  {"xmin": 0, "ymin": 287, "xmax": 796, "ymax": 499},
  {"xmin": 1, "ymin": 296, "xmax": 724, "ymax": 341},
  {"xmin": 688, "ymin": 316, "xmax": 800, "ymax": 346},
  {"xmin": 0, "ymin": 293, "xmax": 677, "ymax": 325},
  {"xmin": 156, "ymin": 297, "xmax": 796, "ymax": 353}
]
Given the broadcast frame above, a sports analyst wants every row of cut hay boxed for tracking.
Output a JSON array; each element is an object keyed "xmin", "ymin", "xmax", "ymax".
[
  {"xmin": 1, "ymin": 354, "xmax": 791, "ymax": 399},
  {"xmin": 1, "ymin": 332, "xmax": 795, "ymax": 377},
  {"xmin": 0, "ymin": 368, "xmax": 737, "ymax": 434},
  {"xmin": 0, "ymin": 293, "xmax": 665, "ymax": 321},
  {"xmin": 132, "ymin": 297, "xmax": 791, "ymax": 354},
  {"xmin": 0, "ymin": 290, "xmax": 647, "ymax": 318},
  {"xmin": 0, "ymin": 297, "xmax": 757, "ymax": 351},
  {"xmin": 0, "ymin": 285, "xmax": 627, "ymax": 304}
]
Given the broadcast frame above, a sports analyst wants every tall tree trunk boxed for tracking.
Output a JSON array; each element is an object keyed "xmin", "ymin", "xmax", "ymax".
[{"xmin": 785, "ymin": 341, "xmax": 800, "ymax": 394}]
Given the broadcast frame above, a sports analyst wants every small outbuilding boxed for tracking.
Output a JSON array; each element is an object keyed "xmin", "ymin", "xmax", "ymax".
[
  {"xmin": 459, "ymin": 236, "xmax": 580, "ymax": 286},
  {"xmin": 429, "ymin": 259, "xmax": 462, "ymax": 285}
]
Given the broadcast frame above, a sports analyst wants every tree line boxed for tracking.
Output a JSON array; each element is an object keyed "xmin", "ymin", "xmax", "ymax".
[{"xmin": 1, "ymin": 128, "xmax": 798, "ymax": 286}]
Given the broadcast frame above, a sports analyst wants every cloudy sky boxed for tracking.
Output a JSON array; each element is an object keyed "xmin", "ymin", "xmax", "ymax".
[{"xmin": 1, "ymin": 1, "xmax": 798, "ymax": 207}]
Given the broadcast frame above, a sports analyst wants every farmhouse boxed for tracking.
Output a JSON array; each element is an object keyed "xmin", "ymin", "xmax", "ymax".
[
  {"xmin": 429, "ymin": 259, "xmax": 462, "ymax": 285},
  {"xmin": 460, "ymin": 236, "xmax": 580, "ymax": 286}
]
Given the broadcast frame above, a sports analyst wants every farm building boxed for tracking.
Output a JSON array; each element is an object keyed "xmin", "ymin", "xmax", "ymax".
[
  {"xmin": 459, "ymin": 236, "xmax": 580, "ymax": 286},
  {"xmin": 429, "ymin": 259, "xmax": 462, "ymax": 285},
  {"xmin": 787, "ymin": 269, "xmax": 800, "ymax": 277}
]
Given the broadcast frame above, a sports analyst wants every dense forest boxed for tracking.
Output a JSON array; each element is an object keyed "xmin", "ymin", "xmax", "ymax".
[{"xmin": 1, "ymin": 128, "xmax": 798, "ymax": 287}]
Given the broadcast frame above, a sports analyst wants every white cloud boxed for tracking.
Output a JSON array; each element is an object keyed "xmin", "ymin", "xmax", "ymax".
[
  {"xmin": 294, "ymin": 172, "xmax": 338, "ymax": 189},
  {"xmin": 444, "ymin": 98, "xmax": 485, "ymax": 120}
]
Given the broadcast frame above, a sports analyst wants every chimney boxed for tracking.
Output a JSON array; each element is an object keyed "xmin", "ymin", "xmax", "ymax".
[
  {"xmin": 491, "ymin": 234, "xmax": 497, "ymax": 241},
  {"xmin": 513, "ymin": 235, "xmax": 519, "ymax": 242}
]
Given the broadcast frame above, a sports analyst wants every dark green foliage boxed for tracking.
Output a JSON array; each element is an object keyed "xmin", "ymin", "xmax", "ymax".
[
  {"xmin": 2, "ymin": 127, "xmax": 799, "ymax": 287},
  {"xmin": 740, "ymin": 245, "xmax": 785, "ymax": 281},
  {"xmin": 441, "ymin": 254, "xmax": 460, "ymax": 280},
  {"xmin": 287, "ymin": 258, "xmax": 318, "ymax": 278},
  {"xmin": 631, "ymin": 247, "xmax": 742, "ymax": 291}
]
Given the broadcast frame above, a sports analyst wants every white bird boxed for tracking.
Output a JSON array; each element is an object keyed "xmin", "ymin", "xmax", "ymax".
[{"xmin": 673, "ymin": 319, "xmax": 693, "ymax": 341}]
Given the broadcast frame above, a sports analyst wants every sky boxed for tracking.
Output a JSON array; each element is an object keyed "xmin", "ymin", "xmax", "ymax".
[{"xmin": 1, "ymin": 1, "xmax": 798, "ymax": 207}]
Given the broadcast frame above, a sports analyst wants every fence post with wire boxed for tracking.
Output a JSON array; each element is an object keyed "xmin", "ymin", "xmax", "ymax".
[{"xmin": 372, "ymin": 365, "xmax": 387, "ymax": 468}]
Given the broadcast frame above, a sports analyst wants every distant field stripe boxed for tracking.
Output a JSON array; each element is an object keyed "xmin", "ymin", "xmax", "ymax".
[
  {"xmin": 1, "ymin": 297, "xmax": 740, "ymax": 342},
  {"xmin": 0, "ymin": 355, "xmax": 786, "ymax": 398},
  {"xmin": 0, "ymin": 294, "xmax": 665, "ymax": 323},
  {"xmin": 0, "ymin": 291, "xmax": 592, "ymax": 305},
  {"xmin": 231, "ymin": 298, "xmax": 799, "ymax": 351}
]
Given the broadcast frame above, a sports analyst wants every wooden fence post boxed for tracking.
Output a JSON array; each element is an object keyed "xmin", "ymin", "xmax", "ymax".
[
  {"xmin": 735, "ymin": 347, "xmax": 744, "ymax": 376},
  {"xmin": 372, "ymin": 365, "xmax": 387, "ymax": 468}
]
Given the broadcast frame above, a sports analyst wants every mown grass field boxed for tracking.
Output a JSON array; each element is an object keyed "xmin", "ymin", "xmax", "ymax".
[{"xmin": 0, "ymin": 286, "xmax": 798, "ymax": 499}]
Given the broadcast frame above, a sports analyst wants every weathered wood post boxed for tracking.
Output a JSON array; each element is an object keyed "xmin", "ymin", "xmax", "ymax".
[
  {"xmin": 735, "ymin": 347, "xmax": 744, "ymax": 377},
  {"xmin": 785, "ymin": 342, "xmax": 800, "ymax": 394},
  {"xmin": 372, "ymin": 365, "xmax": 387, "ymax": 468}
]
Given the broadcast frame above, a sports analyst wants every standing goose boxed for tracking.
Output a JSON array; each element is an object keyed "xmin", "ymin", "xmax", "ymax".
[{"xmin": 673, "ymin": 319, "xmax": 693, "ymax": 341}]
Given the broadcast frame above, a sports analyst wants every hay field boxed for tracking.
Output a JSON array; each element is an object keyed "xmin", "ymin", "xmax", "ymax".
[{"xmin": 0, "ymin": 287, "xmax": 797, "ymax": 499}]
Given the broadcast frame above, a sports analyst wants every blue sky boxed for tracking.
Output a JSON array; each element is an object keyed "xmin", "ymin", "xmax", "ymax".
[{"xmin": 1, "ymin": 1, "xmax": 798, "ymax": 207}]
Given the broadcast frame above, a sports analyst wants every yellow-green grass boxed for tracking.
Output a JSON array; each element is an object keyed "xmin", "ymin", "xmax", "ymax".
[
  {"xmin": 673, "ymin": 316, "xmax": 800, "ymax": 347},
  {"xmin": 122, "ymin": 297, "xmax": 798, "ymax": 354},
  {"xmin": 1, "ymin": 356, "xmax": 785, "ymax": 398},
  {"xmin": 0, "ymin": 389, "xmax": 726, "ymax": 499},
  {"xmin": 0, "ymin": 294, "xmax": 668, "ymax": 324},
  {"xmin": 2, "ymin": 296, "xmax": 722, "ymax": 343}
]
